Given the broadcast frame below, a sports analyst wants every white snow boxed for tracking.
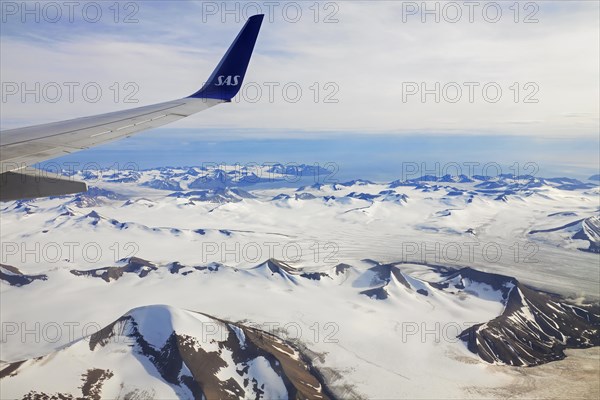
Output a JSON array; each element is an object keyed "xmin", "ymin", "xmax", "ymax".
[{"xmin": 1, "ymin": 168, "xmax": 598, "ymax": 399}]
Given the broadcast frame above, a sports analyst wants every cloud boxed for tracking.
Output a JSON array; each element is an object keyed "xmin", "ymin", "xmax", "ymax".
[{"xmin": 1, "ymin": 1, "xmax": 598, "ymax": 138}]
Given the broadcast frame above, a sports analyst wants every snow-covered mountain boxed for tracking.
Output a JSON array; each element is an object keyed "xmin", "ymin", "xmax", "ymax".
[
  {"xmin": 3, "ymin": 256, "xmax": 598, "ymax": 369},
  {"xmin": 440, "ymin": 268, "xmax": 599, "ymax": 366},
  {"xmin": 66, "ymin": 164, "xmax": 334, "ymax": 193},
  {"xmin": 0, "ymin": 264, "xmax": 47, "ymax": 287},
  {"xmin": 529, "ymin": 215, "xmax": 600, "ymax": 253},
  {"xmin": 1, "ymin": 166, "xmax": 599, "ymax": 399},
  {"xmin": 1, "ymin": 305, "xmax": 334, "ymax": 400}
]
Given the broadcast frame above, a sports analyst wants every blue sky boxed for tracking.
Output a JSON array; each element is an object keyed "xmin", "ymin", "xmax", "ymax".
[{"xmin": 1, "ymin": 1, "xmax": 599, "ymax": 178}]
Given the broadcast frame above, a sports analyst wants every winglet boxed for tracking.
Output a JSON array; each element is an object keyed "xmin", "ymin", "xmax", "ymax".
[{"xmin": 189, "ymin": 14, "xmax": 264, "ymax": 101}]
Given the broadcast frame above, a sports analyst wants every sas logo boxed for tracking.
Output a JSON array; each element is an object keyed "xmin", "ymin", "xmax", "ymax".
[{"xmin": 215, "ymin": 75, "xmax": 241, "ymax": 86}]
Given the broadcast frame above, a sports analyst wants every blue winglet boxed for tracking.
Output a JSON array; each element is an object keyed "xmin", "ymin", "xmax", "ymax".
[{"xmin": 189, "ymin": 14, "xmax": 264, "ymax": 101}]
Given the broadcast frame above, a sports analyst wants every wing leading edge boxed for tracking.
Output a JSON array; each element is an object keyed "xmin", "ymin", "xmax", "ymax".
[{"xmin": 0, "ymin": 14, "xmax": 264, "ymax": 202}]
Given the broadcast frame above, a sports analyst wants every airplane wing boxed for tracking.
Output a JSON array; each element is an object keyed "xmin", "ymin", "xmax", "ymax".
[{"xmin": 0, "ymin": 14, "xmax": 264, "ymax": 202}]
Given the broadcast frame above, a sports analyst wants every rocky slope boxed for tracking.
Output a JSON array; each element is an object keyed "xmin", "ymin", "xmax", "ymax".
[{"xmin": 0, "ymin": 305, "xmax": 335, "ymax": 400}]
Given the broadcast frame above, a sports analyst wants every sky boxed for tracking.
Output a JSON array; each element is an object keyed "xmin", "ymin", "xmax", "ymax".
[{"xmin": 1, "ymin": 0, "xmax": 599, "ymax": 178}]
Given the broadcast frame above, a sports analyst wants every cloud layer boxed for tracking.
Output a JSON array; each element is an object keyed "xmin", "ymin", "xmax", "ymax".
[{"xmin": 1, "ymin": 1, "xmax": 599, "ymax": 138}]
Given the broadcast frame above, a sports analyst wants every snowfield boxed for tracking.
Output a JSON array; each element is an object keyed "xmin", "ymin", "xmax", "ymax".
[{"xmin": 1, "ymin": 166, "xmax": 598, "ymax": 399}]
